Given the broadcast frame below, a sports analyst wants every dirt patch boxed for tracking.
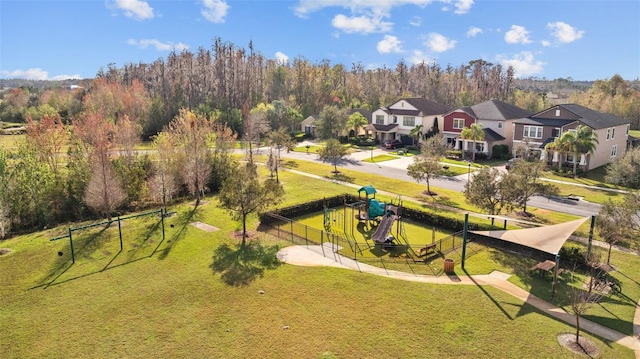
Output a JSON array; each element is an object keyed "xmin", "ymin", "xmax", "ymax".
[
  {"xmin": 557, "ymin": 333, "xmax": 600, "ymax": 357},
  {"xmin": 190, "ymin": 222, "xmax": 219, "ymax": 232},
  {"xmin": 0, "ymin": 248, "xmax": 11, "ymax": 256},
  {"xmin": 230, "ymin": 230, "xmax": 258, "ymax": 240}
]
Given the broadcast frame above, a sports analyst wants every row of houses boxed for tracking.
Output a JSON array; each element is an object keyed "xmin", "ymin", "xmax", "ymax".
[{"xmin": 301, "ymin": 98, "xmax": 632, "ymax": 171}]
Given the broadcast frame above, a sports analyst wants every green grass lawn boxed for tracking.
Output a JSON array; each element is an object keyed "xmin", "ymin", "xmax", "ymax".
[
  {"xmin": 1, "ymin": 188, "xmax": 633, "ymax": 358},
  {"xmin": 0, "ymin": 133, "xmax": 25, "ymax": 149},
  {"xmin": 2, "ymin": 150, "xmax": 638, "ymax": 358}
]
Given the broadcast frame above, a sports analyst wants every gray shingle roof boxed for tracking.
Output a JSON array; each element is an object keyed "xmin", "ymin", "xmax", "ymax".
[
  {"xmin": 558, "ymin": 104, "xmax": 630, "ymax": 129},
  {"xmin": 403, "ymin": 98, "xmax": 451, "ymax": 115},
  {"xmin": 470, "ymin": 100, "xmax": 531, "ymax": 121},
  {"xmin": 513, "ymin": 118, "xmax": 575, "ymax": 127},
  {"xmin": 483, "ymin": 128, "xmax": 505, "ymax": 142}
]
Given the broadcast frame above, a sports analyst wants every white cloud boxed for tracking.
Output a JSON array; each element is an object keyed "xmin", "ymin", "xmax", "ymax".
[
  {"xmin": 505, "ymin": 25, "xmax": 532, "ymax": 44},
  {"xmin": 112, "ymin": 0, "xmax": 154, "ymax": 20},
  {"xmin": 424, "ymin": 32, "xmax": 456, "ymax": 53},
  {"xmin": 201, "ymin": 0, "xmax": 230, "ymax": 23},
  {"xmin": 127, "ymin": 39, "xmax": 189, "ymax": 51},
  {"xmin": 541, "ymin": 40, "xmax": 551, "ymax": 47},
  {"xmin": 454, "ymin": 0, "xmax": 474, "ymax": 14},
  {"xmin": 547, "ymin": 21, "xmax": 584, "ymax": 43},
  {"xmin": 293, "ymin": 1, "xmax": 473, "ymax": 34},
  {"xmin": 1, "ymin": 68, "xmax": 81, "ymax": 80},
  {"xmin": 331, "ymin": 14, "xmax": 392, "ymax": 34},
  {"xmin": 466, "ymin": 26, "xmax": 482, "ymax": 37},
  {"xmin": 407, "ymin": 50, "xmax": 435, "ymax": 65},
  {"xmin": 496, "ymin": 51, "xmax": 544, "ymax": 78},
  {"xmin": 409, "ymin": 16, "xmax": 421, "ymax": 27},
  {"xmin": 275, "ymin": 51, "xmax": 289, "ymax": 64},
  {"xmin": 377, "ymin": 35, "xmax": 403, "ymax": 54}
]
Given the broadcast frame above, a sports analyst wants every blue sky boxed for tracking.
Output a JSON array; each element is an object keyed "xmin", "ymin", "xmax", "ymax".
[{"xmin": 1, "ymin": 0, "xmax": 638, "ymax": 81}]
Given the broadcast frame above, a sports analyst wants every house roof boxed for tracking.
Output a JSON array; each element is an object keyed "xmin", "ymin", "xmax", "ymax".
[
  {"xmin": 401, "ymin": 97, "xmax": 451, "ymax": 116},
  {"xmin": 367, "ymin": 123, "xmax": 398, "ymax": 132},
  {"xmin": 348, "ymin": 109, "xmax": 372, "ymax": 121},
  {"xmin": 533, "ymin": 104, "xmax": 630, "ymax": 129},
  {"xmin": 447, "ymin": 100, "xmax": 530, "ymax": 121},
  {"xmin": 471, "ymin": 100, "xmax": 531, "ymax": 121},
  {"xmin": 539, "ymin": 137, "xmax": 555, "ymax": 148},
  {"xmin": 483, "ymin": 128, "xmax": 505, "ymax": 142},
  {"xmin": 513, "ymin": 117, "xmax": 575, "ymax": 127}
]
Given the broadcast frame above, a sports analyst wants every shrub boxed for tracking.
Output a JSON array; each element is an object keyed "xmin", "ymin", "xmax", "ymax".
[{"xmin": 492, "ymin": 144, "xmax": 510, "ymax": 160}]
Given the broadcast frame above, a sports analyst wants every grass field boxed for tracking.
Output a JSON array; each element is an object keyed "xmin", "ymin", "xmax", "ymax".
[{"xmin": 1, "ymin": 166, "xmax": 637, "ymax": 358}]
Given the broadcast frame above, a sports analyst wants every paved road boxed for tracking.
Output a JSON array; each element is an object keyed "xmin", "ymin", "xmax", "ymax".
[{"xmin": 268, "ymin": 145, "xmax": 604, "ymax": 217}]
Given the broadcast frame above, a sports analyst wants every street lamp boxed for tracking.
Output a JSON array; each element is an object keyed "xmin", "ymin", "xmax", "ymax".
[{"xmin": 467, "ymin": 162, "xmax": 471, "ymax": 183}]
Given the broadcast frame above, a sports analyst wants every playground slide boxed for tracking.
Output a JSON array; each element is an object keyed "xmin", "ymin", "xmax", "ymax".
[
  {"xmin": 368, "ymin": 199, "xmax": 386, "ymax": 218},
  {"xmin": 371, "ymin": 215, "xmax": 397, "ymax": 243}
]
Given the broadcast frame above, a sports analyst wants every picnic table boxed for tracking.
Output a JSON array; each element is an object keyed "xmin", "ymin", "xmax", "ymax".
[{"xmin": 529, "ymin": 260, "xmax": 564, "ymax": 277}]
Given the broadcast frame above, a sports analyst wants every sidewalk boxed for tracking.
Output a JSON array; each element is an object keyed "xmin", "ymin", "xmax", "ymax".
[{"xmin": 279, "ymin": 244, "xmax": 640, "ymax": 355}]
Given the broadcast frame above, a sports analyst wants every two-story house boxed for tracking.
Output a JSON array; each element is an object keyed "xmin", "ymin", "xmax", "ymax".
[
  {"xmin": 512, "ymin": 104, "xmax": 630, "ymax": 170},
  {"xmin": 368, "ymin": 98, "xmax": 450, "ymax": 144},
  {"xmin": 443, "ymin": 100, "xmax": 531, "ymax": 157}
]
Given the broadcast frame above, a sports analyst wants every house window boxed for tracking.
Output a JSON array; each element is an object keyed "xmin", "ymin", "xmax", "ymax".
[
  {"xmin": 612, "ymin": 128, "xmax": 615, "ymax": 139},
  {"xmin": 552, "ymin": 128, "xmax": 560, "ymax": 138},
  {"xmin": 555, "ymin": 109, "xmax": 561, "ymax": 117},
  {"xmin": 375, "ymin": 115, "xmax": 384, "ymax": 125},
  {"xmin": 393, "ymin": 116, "xmax": 398, "ymax": 124},
  {"xmin": 497, "ymin": 122, "xmax": 503, "ymax": 129},
  {"xmin": 523, "ymin": 125, "xmax": 543, "ymax": 139},
  {"xmin": 611, "ymin": 145, "xmax": 618, "ymax": 157},
  {"xmin": 453, "ymin": 118, "xmax": 464, "ymax": 130},
  {"xmin": 606, "ymin": 128, "xmax": 611, "ymax": 140},
  {"xmin": 403, "ymin": 116, "xmax": 415, "ymax": 127}
]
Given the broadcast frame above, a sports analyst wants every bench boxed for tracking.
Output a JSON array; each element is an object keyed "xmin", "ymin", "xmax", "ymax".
[{"xmin": 418, "ymin": 243, "xmax": 437, "ymax": 256}]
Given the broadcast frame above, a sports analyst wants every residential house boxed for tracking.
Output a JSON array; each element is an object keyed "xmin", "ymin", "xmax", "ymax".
[
  {"xmin": 299, "ymin": 115, "xmax": 318, "ymax": 136},
  {"xmin": 300, "ymin": 109, "xmax": 372, "ymax": 138},
  {"xmin": 512, "ymin": 104, "xmax": 630, "ymax": 170},
  {"xmin": 346, "ymin": 109, "xmax": 372, "ymax": 137},
  {"xmin": 368, "ymin": 98, "xmax": 450, "ymax": 144},
  {"xmin": 443, "ymin": 100, "xmax": 531, "ymax": 158}
]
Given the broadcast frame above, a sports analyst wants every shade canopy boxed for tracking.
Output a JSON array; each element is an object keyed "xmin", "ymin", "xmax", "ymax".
[
  {"xmin": 471, "ymin": 217, "xmax": 589, "ymax": 255},
  {"xmin": 358, "ymin": 185, "xmax": 377, "ymax": 196}
]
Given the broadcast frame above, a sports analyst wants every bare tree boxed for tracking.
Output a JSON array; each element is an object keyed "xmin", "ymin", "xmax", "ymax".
[
  {"xmin": 566, "ymin": 285, "xmax": 594, "ymax": 347},
  {"xmin": 148, "ymin": 132, "xmax": 180, "ymax": 208},
  {"xmin": 84, "ymin": 155, "xmax": 126, "ymax": 220},
  {"xmin": 167, "ymin": 108, "xmax": 215, "ymax": 206}
]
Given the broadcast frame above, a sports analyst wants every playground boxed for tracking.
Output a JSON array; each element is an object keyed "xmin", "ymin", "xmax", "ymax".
[{"xmin": 286, "ymin": 185, "xmax": 483, "ymax": 275}]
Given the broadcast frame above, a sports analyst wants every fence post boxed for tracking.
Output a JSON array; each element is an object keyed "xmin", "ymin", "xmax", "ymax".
[
  {"xmin": 118, "ymin": 216, "xmax": 123, "ymax": 251},
  {"xmin": 290, "ymin": 221, "xmax": 294, "ymax": 243},
  {"xmin": 68, "ymin": 227, "xmax": 75, "ymax": 264},
  {"xmin": 161, "ymin": 207, "xmax": 166, "ymax": 244},
  {"xmin": 461, "ymin": 213, "xmax": 469, "ymax": 269}
]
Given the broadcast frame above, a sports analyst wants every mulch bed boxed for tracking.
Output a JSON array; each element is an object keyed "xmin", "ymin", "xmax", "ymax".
[{"xmin": 557, "ymin": 333, "xmax": 600, "ymax": 357}]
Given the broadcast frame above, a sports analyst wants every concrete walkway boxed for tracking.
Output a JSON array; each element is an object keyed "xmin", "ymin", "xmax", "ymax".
[{"xmin": 278, "ymin": 244, "xmax": 640, "ymax": 356}]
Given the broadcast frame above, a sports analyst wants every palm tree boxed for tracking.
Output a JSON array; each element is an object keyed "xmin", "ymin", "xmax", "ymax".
[
  {"xmin": 409, "ymin": 124, "xmax": 423, "ymax": 146},
  {"xmin": 345, "ymin": 112, "xmax": 368, "ymax": 138},
  {"xmin": 572, "ymin": 125, "xmax": 599, "ymax": 175},
  {"xmin": 460, "ymin": 123, "xmax": 484, "ymax": 161},
  {"xmin": 552, "ymin": 131, "xmax": 575, "ymax": 171}
]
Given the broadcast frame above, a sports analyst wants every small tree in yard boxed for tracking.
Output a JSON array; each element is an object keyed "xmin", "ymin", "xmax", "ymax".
[
  {"xmin": 464, "ymin": 167, "xmax": 509, "ymax": 217},
  {"xmin": 219, "ymin": 162, "xmax": 284, "ymax": 246},
  {"xmin": 597, "ymin": 195, "xmax": 637, "ymax": 264},
  {"xmin": 501, "ymin": 160, "xmax": 558, "ymax": 215},
  {"xmin": 318, "ymin": 139, "xmax": 348, "ymax": 174},
  {"xmin": 407, "ymin": 157, "xmax": 442, "ymax": 196},
  {"xmin": 566, "ymin": 284, "xmax": 595, "ymax": 349}
]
